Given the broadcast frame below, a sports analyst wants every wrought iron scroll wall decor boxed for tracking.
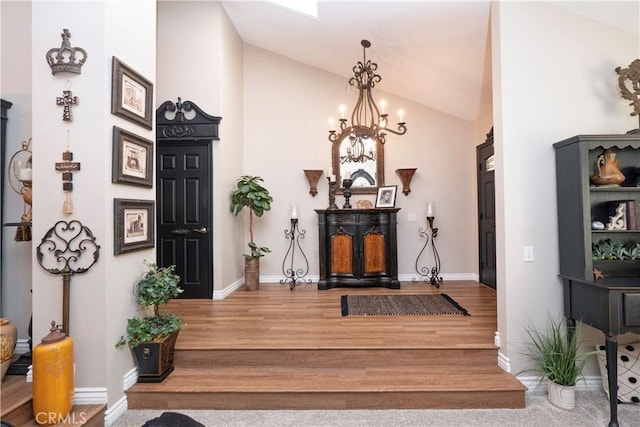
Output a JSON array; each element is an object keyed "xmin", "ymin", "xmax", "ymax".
[{"xmin": 37, "ymin": 220, "xmax": 100, "ymax": 336}]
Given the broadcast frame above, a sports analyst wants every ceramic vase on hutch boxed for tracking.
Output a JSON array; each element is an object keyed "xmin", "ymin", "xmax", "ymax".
[
  {"xmin": 0, "ymin": 318, "xmax": 18, "ymax": 381},
  {"xmin": 590, "ymin": 148, "xmax": 625, "ymax": 187}
]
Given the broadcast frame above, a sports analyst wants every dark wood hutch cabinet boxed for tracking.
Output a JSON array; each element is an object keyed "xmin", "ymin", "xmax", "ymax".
[
  {"xmin": 316, "ymin": 208, "xmax": 400, "ymax": 290},
  {"xmin": 554, "ymin": 134, "xmax": 640, "ymax": 427}
]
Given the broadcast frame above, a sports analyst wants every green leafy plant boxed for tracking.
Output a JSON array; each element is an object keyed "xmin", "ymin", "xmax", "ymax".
[
  {"xmin": 520, "ymin": 316, "xmax": 595, "ymax": 387},
  {"xmin": 116, "ymin": 262, "xmax": 183, "ymax": 348},
  {"xmin": 230, "ymin": 175, "xmax": 273, "ymax": 259},
  {"xmin": 592, "ymin": 238, "xmax": 637, "ymax": 260}
]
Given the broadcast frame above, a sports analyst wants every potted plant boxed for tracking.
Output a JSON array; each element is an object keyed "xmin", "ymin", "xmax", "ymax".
[
  {"xmin": 116, "ymin": 262, "xmax": 183, "ymax": 382},
  {"xmin": 520, "ymin": 316, "xmax": 595, "ymax": 410},
  {"xmin": 230, "ymin": 175, "xmax": 273, "ymax": 291}
]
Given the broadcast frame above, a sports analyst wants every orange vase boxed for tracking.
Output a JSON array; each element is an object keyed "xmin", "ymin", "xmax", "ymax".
[
  {"xmin": 590, "ymin": 148, "xmax": 625, "ymax": 186},
  {"xmin": 32, "ymin": 321, "xmax": 74, "ymax": 426}
]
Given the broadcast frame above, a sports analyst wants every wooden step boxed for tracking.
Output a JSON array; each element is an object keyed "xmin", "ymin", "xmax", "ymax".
[
  {"xmin": 126, "ymin": 365, "xmax": 526, "ymax": 410},
  {"xmin": 174, "ymin": 347, "xmax": 500, "ymax": 368},
  {"xmin": 0, "ymin": 375, "xmax": 106, "ymax": 426}
]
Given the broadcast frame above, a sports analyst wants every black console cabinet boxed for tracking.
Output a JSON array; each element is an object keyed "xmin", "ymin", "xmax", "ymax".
[{"xmin": 316, "ymin": 208, "xmax": 400, "ymax": 290}]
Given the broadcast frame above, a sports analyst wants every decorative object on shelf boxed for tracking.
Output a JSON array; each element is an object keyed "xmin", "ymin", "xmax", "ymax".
[
  {"xmin": 396, "ymin": 168, "xmax": 417, "ymax": 195},
  {"xmin": 328, "ymin": 40, "xmax": 407, "ymax": 158},
  {"xmin": 46, "ymin": 28, "xmax": 87, "ymax": 75},
  {"xmin": 7, "ymin": 137, "xmax": 32, "ymax": 241},
  {"xmin": 375, "ymin": 185, "xmax": 397, "ymax": 208},
  {"xmin": 326, "ymin": 175, "xmax": 339, "ymax": 210},
  {"xmin": 0, "ymin": 318, "xmax": 17, "ymax": 381},
  {"xmin": 591, "ymin": 221, "xmax": 605, "ymax": 230},
  {"xmin": 36, "ymin": 220, "xmax": 100, "ymax": 336},
  {"xmin": 605, "ymin": 202, "xmax": 627, "ymax": 230},
  {"xmin": 615, "ymin": 59, "xmax": 640, "ymax": 134},
  {"xmin": 280, "ymin": 205, "xmax": 311, "ymax": 290},
  {"xmin": 590, "ymin": 148, "xmax": 625, "ymax": 187},
  {"xmin": 56, "ymin": 87, "xmax": 78, "ymax": 122},
  {"xmin": 303, "ymin": 169, "xmax": 323, "ymax": 197},
  {"xmin": 114, "ymin": 199, "xmax": 155, "ymax": 255},
  {"xmin": 414, "ymin": 201, "xmax": 442, "ymax": 288},
  {"xmin": 111, "ymin": 56, "xmax": 153, "ymax": 129},
  {"xmin": 55, "ymin": 130, "xmax": 81, "ymax": 215},
  {"xmin": 230, "ymin": 175, "xmax": 273, "ymax": 291},
  {"xmin": 112, "ymin": 126, "xmax": 153, "ymax": 187},
  {"xmin": 32, "ymin": 321, "xmax": 74, "ymax": 423},
  {"xmin": 593, "ymin": 268, "xmax": 604, "ymax": 280},
  {"xmin": 355, "ymin": 199, "xmax": 373, "ymax": 209},
  {"xmin": 342, "ymin": 176, "xmax": 353, "ymax": 208},
  {"xmin": 115, "ymin": 262, "xmax": 183, "ymax": 383}
]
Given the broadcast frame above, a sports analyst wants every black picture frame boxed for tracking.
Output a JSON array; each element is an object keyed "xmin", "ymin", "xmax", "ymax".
[
  {"xmin": 375, "ymin": 185, "xmax": 397, "ymax": 208},
  {"xmin": 112, "ymin": 126, "xmax": 153, "ymax": 187},
  {"xmin": 114, "ymin": 198, "xmax": 154, "ymax": 255},
  {"xmin": 111, "ymin": 56, "xmax": 153, "ymax": 129}
]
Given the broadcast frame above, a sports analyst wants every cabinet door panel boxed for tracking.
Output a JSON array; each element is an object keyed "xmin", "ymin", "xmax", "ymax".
[
  {"xmin": 363, "ymin": 232, "xmax": 385, "ymax": 274},
  {"xmin": 330, "ymin": 232, "xmax": 353, "ymax": 275}
]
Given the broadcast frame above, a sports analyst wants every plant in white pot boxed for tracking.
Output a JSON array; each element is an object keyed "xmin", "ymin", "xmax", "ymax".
[
  {"xmin": 521, "ymin": 316, "xmax": 595, "ymax": 410},
  {"xmin": 116, "ymin": 262, "xmax": 183, "ymax": 382},
  {"xmin": 230, "ymin": 175, "xmax": 273, "ymax": 291}
]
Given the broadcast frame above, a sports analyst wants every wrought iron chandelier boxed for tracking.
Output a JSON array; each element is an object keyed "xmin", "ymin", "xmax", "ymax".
[{"xmin": 328, "ymin": 39, "xmax": 407, "ymax": 163}]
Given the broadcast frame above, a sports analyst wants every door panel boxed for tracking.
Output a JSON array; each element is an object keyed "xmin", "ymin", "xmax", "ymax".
[
  {"xmin": 477, "ymin": 129, "xmax": 497, "ymax": 289},
  {"xmin": 157, "ymin": 143, "xmax": 212, "ymax": 298}
]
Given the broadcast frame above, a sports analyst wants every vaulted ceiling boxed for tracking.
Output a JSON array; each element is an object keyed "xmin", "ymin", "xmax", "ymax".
[{"xmin": 221, "ymin": 1, "xmax": 639, "ymax": 122}]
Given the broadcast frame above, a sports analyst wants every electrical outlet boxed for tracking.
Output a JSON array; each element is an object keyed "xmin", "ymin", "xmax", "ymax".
[
  {"xmin": 407, "ymin": 213, "xmax": 417, "ymax": 222},
  {"xmin": 523, "ymin": 246, "xmax": 534, "ymax": 262}
]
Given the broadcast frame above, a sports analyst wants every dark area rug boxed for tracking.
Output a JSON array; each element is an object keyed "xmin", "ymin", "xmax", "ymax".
[
  {"xmin": 142, "ymin": 412, "xmax": 205, "ymax": 427},
  {"xmin": 341, "ymin": 294, "xmax": 469, "ymax": 316}
]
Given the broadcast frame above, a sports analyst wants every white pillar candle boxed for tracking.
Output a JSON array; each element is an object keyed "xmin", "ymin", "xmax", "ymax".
[
  {"xmin": 426, "ymin": 201, "xmax": 435, "ymax": 217},
  {"xmin": 290, "ymin": 204, "xmax": 298, "ymax": 220}
]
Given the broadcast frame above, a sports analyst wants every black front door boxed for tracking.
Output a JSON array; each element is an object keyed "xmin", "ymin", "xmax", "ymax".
[
  {"xmin": 477, "ymin": 129, "xmax": 496, "ymax": 289},
  {"xmin": 156, "ymin": 142, "xmax": 212, "ymax": 298}
]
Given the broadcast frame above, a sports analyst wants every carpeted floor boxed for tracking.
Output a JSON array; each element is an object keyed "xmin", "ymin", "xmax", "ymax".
[{"xmin": 113, "ymin": 391, "xmax": 640, "ymax": 426}]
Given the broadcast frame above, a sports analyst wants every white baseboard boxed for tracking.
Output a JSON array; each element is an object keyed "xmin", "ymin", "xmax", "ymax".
[
  {"xmin": 15, "ymin": 339, "xmax": 31, "ymax": 354},
  {"xmin": 104, "ymin": 395, "xmax": 128, "ymax": 427},
  {"xmin": 517, "ymin": 375, "xmax": 603, "ymax": 393},
  {"xmin": 74, "ymin": 387, "xmax": 108, "ymax": 404},
  {"xmin": 123, "ymin": 367, "xmax": 138, "ymax": 391},
  {"xmin": 213, "ymin": 278, "xmax": 244, "ymax": 299}
]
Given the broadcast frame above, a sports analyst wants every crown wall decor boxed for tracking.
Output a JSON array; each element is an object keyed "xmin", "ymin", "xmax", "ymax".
[{"xmin": 46, "ymin": 29, "xmax": 87, "ymax": 75}]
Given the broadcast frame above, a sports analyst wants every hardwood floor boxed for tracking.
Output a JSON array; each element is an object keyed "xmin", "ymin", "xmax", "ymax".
[{"xmin": 127, "ymin": 281, "xmax": 526, "ymax": 410}]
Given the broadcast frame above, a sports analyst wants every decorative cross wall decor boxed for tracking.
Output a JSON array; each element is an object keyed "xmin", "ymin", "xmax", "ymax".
[
  {"xmin": 55, "ymin": 150, "xmax": 81, "ymax": 214},
  {"xmin": 56, "ymin": 90, "xmax": 78, "ymax": 122}
]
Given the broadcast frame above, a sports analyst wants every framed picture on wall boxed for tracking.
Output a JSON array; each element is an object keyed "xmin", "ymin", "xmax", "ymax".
[
  {"xmin": 114, "ymin": 198, "xmax": 154, "ymax": 255},
  {"xmin": 375, "ymin": 185, "xmax": 397, "ymax": 208},
  {"xmin": 111, "ymin": 56, "xmax": 153, "ymax": 129},
  {"xmin": 112, "ymin": 126, "xmax": 153, "ymax": 187}
]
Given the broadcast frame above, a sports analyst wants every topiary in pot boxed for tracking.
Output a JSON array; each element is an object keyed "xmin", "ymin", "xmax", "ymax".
[
  {"xmin": 230, "ymin": 175, "xmax": 273, "ymax": 291},
  {"xmin": 116, "ymin": 262, "xmax": 183, "ymax": 382}
]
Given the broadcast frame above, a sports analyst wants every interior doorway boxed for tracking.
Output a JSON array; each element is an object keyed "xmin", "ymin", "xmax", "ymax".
[
  {"xmin": 155, "ymin": 99, "xmax": 221, "ymax": 299},
  {"xmin": 476, "ymin": 128, "xmax": 496, "ymax": 289}
]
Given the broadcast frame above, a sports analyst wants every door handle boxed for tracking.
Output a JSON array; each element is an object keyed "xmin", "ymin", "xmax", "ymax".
[{"xmin": 193, "ymin": 227, "xmax": 208, "ymax": 234}]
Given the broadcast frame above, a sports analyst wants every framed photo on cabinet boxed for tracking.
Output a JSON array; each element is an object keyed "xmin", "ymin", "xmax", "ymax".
[
  {"xmin": 112, "ymin": 126, "xmax": 153, "ymax": 187},
  {"xmin": 114, "ymin": 198, "xmax": 154, "ymax": 255},
  {"xmin": 111, "ymin": 56, "xmax": 153, "ymax": 129},
  {"xmin": 375, "ymin": 185, "xmax": 397, "ymax": 208}
]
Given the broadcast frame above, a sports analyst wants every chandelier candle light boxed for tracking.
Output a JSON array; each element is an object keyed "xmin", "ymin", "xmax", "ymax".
[{"xmin": 328, "ymin": 40, "xmax": 407, "ymax": 163}]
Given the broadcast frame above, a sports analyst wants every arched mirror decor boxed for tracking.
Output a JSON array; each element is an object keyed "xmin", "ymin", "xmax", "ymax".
[{"xmin": 328, "ymin": 40, "xmax": 407, "ymax": 195}]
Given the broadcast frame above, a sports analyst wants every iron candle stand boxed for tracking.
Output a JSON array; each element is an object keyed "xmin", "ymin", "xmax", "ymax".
[
  {"xmin": 342, "ymin": 178, "xmax": 353, "ymax": 208},
  {"xmin": 280, "ymin": 218, "xmax": 311, "ymax": 290},
  {"xmin": 414, "ymin": 215, "xmax": 443, "ymax": 288},
  {"xmin": 327, "ymin": 177, "xmax": 339, "ymax": 210}
]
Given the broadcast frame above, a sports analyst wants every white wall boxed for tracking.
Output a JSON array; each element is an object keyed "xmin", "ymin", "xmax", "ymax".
[
  {"xmin": 0, "ymin": 0, "xmax": 33, "ymax": 351},
  {"xmin": 29, "ymin": 0, "xmax": 156, "ymax": 409},
  {"xmin": 492, "ymin": 1, "xmax": 639, "ymax": 375},
  {"xmin": 242, "ymin": 46, "xmax": 478, "ymax": 282}
]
